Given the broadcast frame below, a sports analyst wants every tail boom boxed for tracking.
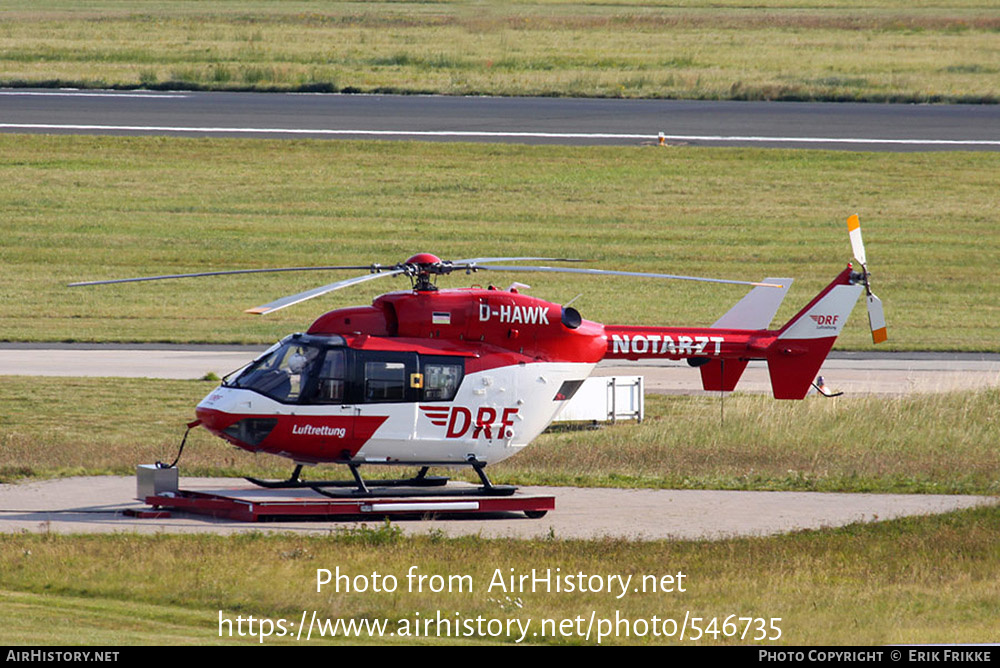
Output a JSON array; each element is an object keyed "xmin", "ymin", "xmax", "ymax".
[{"xmin": 602, "ymin": 266, "xmax": 865, "ymax": 399}]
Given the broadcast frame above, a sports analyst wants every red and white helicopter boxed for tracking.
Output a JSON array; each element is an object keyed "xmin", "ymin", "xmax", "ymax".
[{"xmin": 73, "ymin": 215, "xmax": 885, "ymax": 496}]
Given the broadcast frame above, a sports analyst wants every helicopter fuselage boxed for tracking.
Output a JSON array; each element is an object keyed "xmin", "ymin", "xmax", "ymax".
[
  {"xmin": 196, "ymin": 264, "xmax": 866, "ymax": 470},
  {"xmin": 196, "ymin": 286, "xmax": 607, "ymax": 468}
]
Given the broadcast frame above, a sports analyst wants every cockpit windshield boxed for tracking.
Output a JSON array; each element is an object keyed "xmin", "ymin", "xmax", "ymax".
[{"xmin": 229, "ymin": 335, "xmax": 345, "ymax": 404}]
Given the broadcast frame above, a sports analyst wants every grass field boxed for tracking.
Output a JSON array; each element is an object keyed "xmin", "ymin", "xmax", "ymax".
[
  {"xmin": 2, "ymin": 0, "xmax": 999, "ymax": 102},
  {"xmin": 2, "ymin": 134, "xmax": 999, "ymax": 351},
  {"xmin": 1, "ymin": 506, "xmax": 998, "ymax": 645},
  {"xmin": 2, "ymin": 377, "xmax": 997, "ymax": 495}
]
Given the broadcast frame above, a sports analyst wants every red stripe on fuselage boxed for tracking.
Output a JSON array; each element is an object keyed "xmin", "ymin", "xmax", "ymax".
[{"xmin": 195, "ymin": 407, "xmax": 387, "ymax": 464}]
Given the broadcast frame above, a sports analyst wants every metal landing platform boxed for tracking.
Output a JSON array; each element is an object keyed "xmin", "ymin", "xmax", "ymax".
[{"xmin": 143, "ymin": 484, "xmax": 554, "ymax": 522}]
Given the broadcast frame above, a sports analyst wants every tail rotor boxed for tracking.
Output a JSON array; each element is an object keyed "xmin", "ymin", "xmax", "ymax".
[{"xmin": 847, "ymin": 214, "xmax": 887, "ymax": 344}]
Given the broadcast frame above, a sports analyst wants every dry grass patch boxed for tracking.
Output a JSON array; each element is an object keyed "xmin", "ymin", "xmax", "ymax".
[{"xmin": 1, "ymin": 1, "xmax": 998, "ymax": 101}]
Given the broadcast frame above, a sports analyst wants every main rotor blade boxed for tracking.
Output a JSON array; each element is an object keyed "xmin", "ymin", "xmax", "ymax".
[
  {"xmin": 455, "ymin": 256, "xmax": 584, "ymax": 265},
  {"xmin": 245, "ymin": 269, "xmax": 406, "ymax": 315},
  {"xmin": 847, "ymin": 214, "xmax": 867, "ymax": 267},
  {"xmin": 69, "ymin": 258, "xmax": 585, "ymax": 287},
  {"xmin": 472, "ymin": 265, "xmax": 784, "ymax": 288},
  {"xmin": 68, "ymin": 265, "xmax": 386, "ymax": 287}
]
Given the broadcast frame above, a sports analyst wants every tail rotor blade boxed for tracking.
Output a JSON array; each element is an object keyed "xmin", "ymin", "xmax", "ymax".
[
  {"xmin": 867, "ymin": 292, "xmax": 888, "ymax": 344},
  {"xmin": 847, "ymin": 213, "xmax": 867, "ymax": 266},
  {"xmin": 846, "ymin": 214, "xmax": 886, "ymax": 343}
]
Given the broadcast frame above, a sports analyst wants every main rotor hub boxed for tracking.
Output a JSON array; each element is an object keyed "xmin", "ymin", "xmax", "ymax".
[
  {"xmin": 405, "ymin": 253, "xmax": 442, "ymax": 266},
  {"xmin": 402, "ymin": 253, "xmax": 450, "ymax": 291}
]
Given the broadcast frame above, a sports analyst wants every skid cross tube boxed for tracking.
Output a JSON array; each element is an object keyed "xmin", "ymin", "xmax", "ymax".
[{"xmin": 246, "ymin": 459, "xmax": 516, "ymax": 497}]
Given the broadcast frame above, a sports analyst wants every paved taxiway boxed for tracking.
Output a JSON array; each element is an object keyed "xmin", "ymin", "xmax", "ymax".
[{"xmin": 2, "ymin": 476, "xmax": 996, "ymax": 541}]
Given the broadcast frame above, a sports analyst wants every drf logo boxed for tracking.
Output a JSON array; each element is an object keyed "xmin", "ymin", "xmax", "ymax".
[
  {"xmin": 419, "ymin": 405, "xmax": 518, "ymax": 440},
  {"xmin": 809, "ymin": 314, "xmax": 840, "ymax": 328}
]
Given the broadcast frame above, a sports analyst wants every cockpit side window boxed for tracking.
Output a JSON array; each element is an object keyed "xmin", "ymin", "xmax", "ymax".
[
  {"xmin": 234, "ymin": 342, "xmax": 466, "ymax": 406},
  {"xmin": 308, "ymin": 349, "xmax": 346, "ymax": 404}
]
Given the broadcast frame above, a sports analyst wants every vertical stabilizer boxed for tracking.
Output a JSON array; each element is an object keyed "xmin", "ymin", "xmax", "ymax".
[{"xmin": 766, "ymin": 267, "xmax": 863, "ymax": 399}]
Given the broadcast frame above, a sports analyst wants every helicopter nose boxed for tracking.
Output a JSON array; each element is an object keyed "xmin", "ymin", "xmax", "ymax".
[
  {"xmin": 195, "ymin": 387, "xmax": 241, "ymax": 430},
  {"xmin": 195, "ymin": 403, "xmax": 228, "ymax": 432}
]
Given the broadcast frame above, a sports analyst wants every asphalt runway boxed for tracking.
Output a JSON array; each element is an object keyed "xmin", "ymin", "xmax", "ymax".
[{"xmin": 2, "ymin": 89, "xmax": 999, "ymax": 150}]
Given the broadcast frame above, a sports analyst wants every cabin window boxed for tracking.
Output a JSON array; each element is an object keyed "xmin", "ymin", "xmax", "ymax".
[
  {"xmin": 351, "ymin": 352, "xmax": 462, "ymax": 404},
  {"xmin": 422, "ymin": 362, "xmax": 463, "ymax": 401},
  {"xmin": 229, "ymin": 339, "xmax": 468, "ymax": 406},
  {"xmin": 364, "ymin": 361, "xmax": 407, "ymax": 402}
]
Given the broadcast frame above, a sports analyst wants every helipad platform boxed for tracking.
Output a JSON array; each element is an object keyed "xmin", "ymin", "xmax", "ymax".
[{"xmin": 143, "ymin": 484, "xmax": 554, "ymax": 521}]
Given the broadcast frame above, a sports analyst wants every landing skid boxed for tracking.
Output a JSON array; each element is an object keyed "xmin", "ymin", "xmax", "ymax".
[
  {"xmin": 245, "ymin": 465, "xmax": 448, "ymax": 491},
  {"xmin": 310, "ymin": 484, "xmax": 517, "ymax": 499},
  {"xmin": 245, "ymin": 460, "xmax": 514, "ymax": 498}
]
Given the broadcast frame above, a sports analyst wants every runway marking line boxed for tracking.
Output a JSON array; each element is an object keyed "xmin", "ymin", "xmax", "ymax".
[
  {"xmin": 0, "ymin": 123, "xmax": 998, "ymax": 146},
  {"xmin": 0, "ymin": 91, "xmax": 187, "ymax": 99}
]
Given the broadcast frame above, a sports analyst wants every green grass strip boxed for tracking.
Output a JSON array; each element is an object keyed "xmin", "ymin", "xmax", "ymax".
[{"xmin": 2, "ymin": 507, "xmax": 999, "ymax": 645}]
